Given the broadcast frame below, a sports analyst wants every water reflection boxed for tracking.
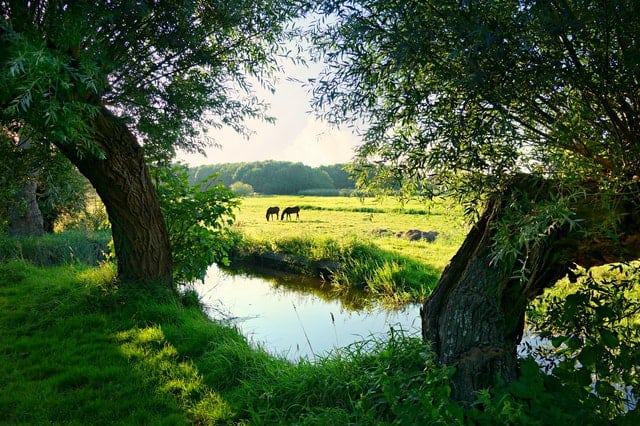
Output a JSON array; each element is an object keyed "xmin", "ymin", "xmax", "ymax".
[{"xmin": 192, "ymin": 263, "xmax": 421, "ymax": 361}]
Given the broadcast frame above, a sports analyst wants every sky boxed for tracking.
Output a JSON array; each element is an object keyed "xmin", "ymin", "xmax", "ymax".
[{"xmin": 176, "ymin": 58, "xmax": 362, "ymax": 168}]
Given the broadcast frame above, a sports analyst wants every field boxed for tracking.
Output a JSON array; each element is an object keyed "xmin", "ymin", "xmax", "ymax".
[{"xmin": 229, "ymin": 195, "xmax": 469, "ymax": 304}]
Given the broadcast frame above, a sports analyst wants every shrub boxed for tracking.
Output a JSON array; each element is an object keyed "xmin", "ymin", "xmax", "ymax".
[{"xmin": 155, "ymin": 165, "xmax": 240, "ymax": 284}]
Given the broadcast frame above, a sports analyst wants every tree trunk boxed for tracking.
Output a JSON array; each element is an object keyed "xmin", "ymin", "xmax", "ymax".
[
  {"xmin": 7, "ymin": 136, "xmax": 44, "ymax": 237},
  {"xmin": 8, "ymin": 180, "xmax": 44, "ymax": 237},
  {"xmin": 421, "ymin": 175, "xmax": 640, "ymax": 404},
  {"xmin": 57, "ymin": 107, "xmax": 173, "ymax": 286}
]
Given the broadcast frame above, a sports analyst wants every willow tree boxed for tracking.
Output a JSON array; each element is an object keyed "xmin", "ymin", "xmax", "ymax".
[
  {"xmin": 310, "ymin": 0, "xmax": 640, "ymax": 403},
  {"xmin": 1, "ymin": 1, "xmax": 302, "ymax": 285}
]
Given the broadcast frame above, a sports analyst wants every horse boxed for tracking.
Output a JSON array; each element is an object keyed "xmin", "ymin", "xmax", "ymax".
[
  {"xmin": 280, "ymin": 206, "xmax": 300, "ymax": 221},
  {"xmin": 266, "ymin": 206, "xmax": 280, "ymax": 221}
]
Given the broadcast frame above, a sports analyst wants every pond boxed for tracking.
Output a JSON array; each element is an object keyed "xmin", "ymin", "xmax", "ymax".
[{"xmin": 192, "ymin": 263, "xmax": 422, "ymax": 361}]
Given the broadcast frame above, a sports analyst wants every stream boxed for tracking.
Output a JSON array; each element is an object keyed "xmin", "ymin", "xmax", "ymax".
[{"xmin": 192, "ymin": 263, "xmax": 422, "ymax": 361}]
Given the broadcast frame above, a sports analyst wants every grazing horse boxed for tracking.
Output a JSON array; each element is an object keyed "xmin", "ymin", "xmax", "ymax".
[
  {"xmin": 266, "ymin": 206, "xmax": 280, "ymax": 221},
  {"xmin": 280, "ymin": 206, "xmax": 300, "ymax": 221}
]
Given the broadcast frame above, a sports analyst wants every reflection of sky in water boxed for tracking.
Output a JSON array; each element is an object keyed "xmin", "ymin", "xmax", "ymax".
[{"xmin": 192, "ymin": 264, "xmax": 421, "ymax": 361}]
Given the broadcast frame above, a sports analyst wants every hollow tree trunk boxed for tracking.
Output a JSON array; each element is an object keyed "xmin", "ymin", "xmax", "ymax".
[
  {"xmin": 421, "ymin": 175, "xmax": 640, "ymax": 404},
  {"xmin": 57, "ymin": 107, "xmax": 173, "ymax": 286}
]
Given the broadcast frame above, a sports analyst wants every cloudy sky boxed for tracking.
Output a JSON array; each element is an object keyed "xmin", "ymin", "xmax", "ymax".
[{"xmin": 176, "ymin": 58, "xmax": 361, "ymax": 168}]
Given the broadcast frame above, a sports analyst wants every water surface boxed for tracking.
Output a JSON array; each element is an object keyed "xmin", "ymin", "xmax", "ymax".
[{"xmin": 193, "ymin": 263, "xmax": 421, "ymax": 361}]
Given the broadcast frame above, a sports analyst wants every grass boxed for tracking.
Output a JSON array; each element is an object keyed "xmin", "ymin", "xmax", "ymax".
[
  {"xmin": 0, "ymin": 259, "xmax": 466, "ymax": 425},
  {"xmin": 230, "ymin": 195, "xmax": 468, "ymax": 306},
  {"xmin": 0, "ymin": 229, "xmax": 111, "ymax": 266}
]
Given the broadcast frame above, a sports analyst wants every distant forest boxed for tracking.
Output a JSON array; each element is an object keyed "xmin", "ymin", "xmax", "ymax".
[{"xmin": 188, "ymin": 161, "xmax": 356, "ymax": 195}]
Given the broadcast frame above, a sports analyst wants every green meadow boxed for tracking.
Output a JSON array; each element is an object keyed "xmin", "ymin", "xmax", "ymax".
[{"xmin": 230, "ymin": 195, "xmax": 469, "ymax": 305}]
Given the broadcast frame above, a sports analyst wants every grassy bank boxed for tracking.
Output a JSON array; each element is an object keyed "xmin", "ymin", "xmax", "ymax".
[
  {"xmin": 0, "ymin": 260, "xmax": 466, "ymax": 424},
  {"xmin": 230, "ymin": 196, "xmax": 467, "ymax": 305}
]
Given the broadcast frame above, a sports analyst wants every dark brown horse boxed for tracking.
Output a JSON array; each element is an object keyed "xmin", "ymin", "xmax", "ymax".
[
  {"xmin": 280, "ymin": 206, "xmax": 300, "ymax": 220},
  {"xmin": 266, "ymin": 206, "xmax": 280, "ymax": 221}
]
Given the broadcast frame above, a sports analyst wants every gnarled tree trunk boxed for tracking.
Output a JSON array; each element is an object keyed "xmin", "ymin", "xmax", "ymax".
[
  {"xmin": 57, "ymin": 108, "xmax": 173, "ymax": 286},
  {"xmin": 421, "ymin": 175, "xmax": 640, "ymax": 404}
]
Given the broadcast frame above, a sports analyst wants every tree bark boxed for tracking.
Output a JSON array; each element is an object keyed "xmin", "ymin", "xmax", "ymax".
[
  {"xmin": 421, "ymin": 175, "xmax": 640, "ymax": 404},
  {"xmin": 8, "ymin": 180, "xmax": 44, "ymax": 237},
  {"xmin": 57, "ymin": 107, "xmax": 173, "ymax": 286}
]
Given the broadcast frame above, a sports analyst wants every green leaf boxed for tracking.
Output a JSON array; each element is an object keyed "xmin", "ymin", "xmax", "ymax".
[
  {"xmin": 599, "ymin": 330, "xmax": 619, "ymax": 349},
  {"xmin": 577, "ymin": 345, "xmax": 597, "ymax": 370}
]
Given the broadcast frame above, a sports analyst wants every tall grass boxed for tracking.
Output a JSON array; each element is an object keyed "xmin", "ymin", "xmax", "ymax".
[{"xmin": 0, "ymin": 229, "xmax": 111, "ymax": 266}]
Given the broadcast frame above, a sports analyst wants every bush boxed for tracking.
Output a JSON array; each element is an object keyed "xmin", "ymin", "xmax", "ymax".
[
  {"xmin": 230, "ymin": 181, "xmax": 254, "ymax": 197},
  {"xmin": 155, "ymin": 165, "xmax": 240, "ymax": 284},
  {"xmin": 297, "ymin": 188, "xmax": 341, "ymax": 196}
]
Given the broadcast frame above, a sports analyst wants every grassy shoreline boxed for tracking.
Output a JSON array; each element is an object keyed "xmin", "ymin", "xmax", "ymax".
[{"xmin": 0, "ymin": 259, "xmax": 464, "ymax": 424}]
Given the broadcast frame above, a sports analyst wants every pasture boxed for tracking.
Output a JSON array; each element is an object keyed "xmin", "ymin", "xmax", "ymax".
[
  {"xmin": 230, "ymin": 195, "xmax": 469, "ymax": 304},
  {"xmin": 233, "ymin": 195, "xmax": 467, "ymax": 269}
]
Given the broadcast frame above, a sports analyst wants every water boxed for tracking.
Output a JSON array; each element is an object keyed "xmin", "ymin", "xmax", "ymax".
[{"xmin": 192, "ymin": 263, "xmax": 422, "ymax": 361}]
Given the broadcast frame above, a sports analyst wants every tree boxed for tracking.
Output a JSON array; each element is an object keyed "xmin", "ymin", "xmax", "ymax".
[
  {"xmin": 229, "ymin": 181, "xmax": 254, "ymax": 196},
  {"xmin": 0, "ymin": 132, "xmax": 44, "ymax": 236},
  {"xmin": 1, "ymin": 2, "xmax": 302, "ymax": 286},
  {"xmin": 309, "ymin": 0, "xmax": 640, "ymax": 403}
]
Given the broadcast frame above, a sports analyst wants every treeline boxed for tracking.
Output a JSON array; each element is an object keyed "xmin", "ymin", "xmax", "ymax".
[{"xmin": 188, "ymin": 161, "xmax": 355, "ymax": 195}]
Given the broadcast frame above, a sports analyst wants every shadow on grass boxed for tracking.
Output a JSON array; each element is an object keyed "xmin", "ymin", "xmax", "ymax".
[
  {"xmin": 0, "ymin": 259, "xmax": 468, "ymax": 425},
  {"xmin": 0, "ymin": 261, "xmax": 242, "ymax": 424}
]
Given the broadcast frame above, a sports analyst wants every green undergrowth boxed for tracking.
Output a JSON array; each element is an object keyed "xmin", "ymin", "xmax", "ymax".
[
  {"xmin": 2, "ymin": 257, "xmax": 635, "ymax": 424},
  {"xmin": 0, "ymin": 229, "xmax": 111, "ymax": 266},
  {"xmin": 0, "ymin": 260, "xmax": 467, "ymax": 424}
]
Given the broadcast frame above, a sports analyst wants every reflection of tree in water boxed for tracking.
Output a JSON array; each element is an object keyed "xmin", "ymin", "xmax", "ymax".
[{"xmin": 220, "ymin": 263, "xmax": 374, "ymax": 311}]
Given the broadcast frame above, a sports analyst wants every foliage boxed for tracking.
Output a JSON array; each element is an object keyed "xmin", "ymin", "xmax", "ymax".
[
  {"xmin": 154, "ymin": 165, "xmax": 240, "ymax": 284},
  {"xmin": 1, "ymin": 1, "xmax": 304, "ymax": 161},
  {"xmin": 308, "ymin": 0, "xmax": 640, "ymax": 206},
  {"xmin": 308, "ymin": 0, "xmax": 640, "ymax": 401},
  {"xmin": 55, "ymin": 195, "xmax": 110, "ymax": 233},
  {"xmin": 190, "ymin": 161, "xmax": 355, "ymax": 195},
  {"xmin": 526, "ymin": 264, "xmax": 640, "ymax": 419},
  {"xmin": 0, "ymin": 133, "xmax": 88, "ymax": 234},
  {"xmin": 467, "ymin": 358, "xmax": 604, "ymax": 425},
  {"xmin": 238, "ymin": 328, "xmax": 463, "ymax": 424},
  {"xmin": 1, "ymin": 0, "xmax": 306, "ymax": 284},
  {"xmin": 229, "ymin": 181, "xmax": 254, "ymax": 196},
  {"xmin": 35, "ymin": 153, "xmax": 90, "ymax": 232}
]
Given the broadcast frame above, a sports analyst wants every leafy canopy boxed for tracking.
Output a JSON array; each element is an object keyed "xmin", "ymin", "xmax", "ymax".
[
  {"xmin": 308, "ymin": 0, "xmax": 640, "ymax": 204},
  {"xmin": 1, "ymin": 1, "xmax": 305, "ymax": 160}
]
